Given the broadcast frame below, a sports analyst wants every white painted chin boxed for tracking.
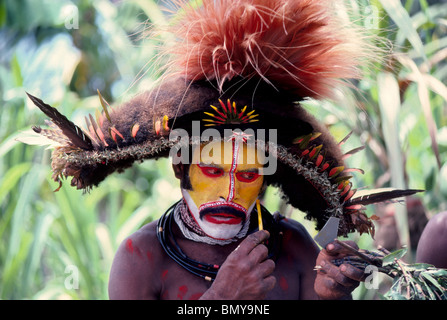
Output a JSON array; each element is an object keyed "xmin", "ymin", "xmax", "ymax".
[
  {"xmin": 200, "ymin": 218, "xmax": 244, "ymax": 240},
  {"xmin": 181, "ymin": 189, "xmax": 255, "ymax": 241}
]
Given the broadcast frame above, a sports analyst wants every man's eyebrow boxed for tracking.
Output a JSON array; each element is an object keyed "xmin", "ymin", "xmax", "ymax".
[
  {"xmin": 197, "ymin": 162, "xmax": 224, "ymax": 169},
  {"xmin": 236, "ymin": 168, "xmax": 260, "ymax": 173},
  {"xmin": 197, "ymin": 163, "xmax": 261, "ymax": 173}
]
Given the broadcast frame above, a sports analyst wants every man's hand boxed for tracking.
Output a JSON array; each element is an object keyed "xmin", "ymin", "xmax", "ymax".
[
  {"xmin": 314, "ymin": 241, "xmax": 365, "ymax": 300},
  {"xmin": 201, "ymin": 230, "xmax": 276, "ymax": 300}
]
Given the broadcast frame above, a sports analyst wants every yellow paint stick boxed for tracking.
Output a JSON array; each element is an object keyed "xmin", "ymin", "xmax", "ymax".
[{"xmin": 256, "ymin": 199, "xmax": 263, "ymax": 231}]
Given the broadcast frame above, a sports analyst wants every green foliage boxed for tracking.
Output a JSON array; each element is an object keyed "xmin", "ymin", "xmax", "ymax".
[
  {"xmin": 382, "ymin": 248, "xmax": 447, "ymax": 300},
  {"xmin": 306, "ymin": 0, "xmax": 447, "ymax": 246},
  {"xmin": 331, "ymin": 242, "xmax": 446, "ymax": 300},
  {"xmin": 0, "ymin": 0, "xmax": 175, "ymax": 300},
  {"xmin": 0, "ymin": 0, "xmax": 446, "ymax": 300}
]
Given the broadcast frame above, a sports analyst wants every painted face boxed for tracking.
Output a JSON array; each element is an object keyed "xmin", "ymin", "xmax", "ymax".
[{"xmin": 182, "ymin": 139, "xmax": 264, "ymax": 240}]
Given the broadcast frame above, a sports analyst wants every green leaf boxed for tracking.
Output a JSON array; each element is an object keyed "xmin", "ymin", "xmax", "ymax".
[
  {"xmin": 421, "ymin": 272, "xmax": 443, "ymax": 291},
  {"xmin": 426, "ymin": 268, "xmax": 447, "ymax": 278},
  {"xmin": 405, "ymin": 263, "xmax": 435, "ymax": 271},
  {"xmin": 420, "ymin": 274, "xmax": 437, "ymax": 300},
  {"xmin": 0, "ymin": 1, "xmax": 6, "ymax": 27},
  {"xmin": 382, "ymin": 248, "xmax": 408, "ymax": 266},
  {"xmin": 384, "ymin": 289, "xmax": 408, "ymax": 300},
  {"xmin": 11, "ymin": 54, "xmax": 23, "ymax": 87},
  {"xmin": 378, "ymin": 0, "xmax": 427, "ymax": 61},
  {"xmin": 377, "ymin": 72, "xmax": 412, "ymax": 251},
  {"xmin": 0, "ymin": 162, "xmax": 32, "ymax": 207}
]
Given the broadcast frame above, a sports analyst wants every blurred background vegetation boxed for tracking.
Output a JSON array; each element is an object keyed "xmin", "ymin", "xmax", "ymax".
[{"xmin": 0, "ymin": 0, "xmax": 446, "ymax": 299}]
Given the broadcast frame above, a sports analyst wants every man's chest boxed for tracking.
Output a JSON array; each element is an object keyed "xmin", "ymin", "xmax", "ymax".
[{"xmin": 158, "ymin": 256, "xmax": 302, "ymax": 300}]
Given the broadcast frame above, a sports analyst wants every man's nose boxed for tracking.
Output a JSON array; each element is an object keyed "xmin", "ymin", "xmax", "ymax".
[{"xmin": 219, "ymin": 173, "xmax": 239, "ymax": 202}]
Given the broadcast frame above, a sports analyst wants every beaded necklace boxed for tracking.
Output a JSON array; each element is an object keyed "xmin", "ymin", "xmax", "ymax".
[{"xmin": 156, "ymin": 200, "xmax": 282, "ymax": 282}]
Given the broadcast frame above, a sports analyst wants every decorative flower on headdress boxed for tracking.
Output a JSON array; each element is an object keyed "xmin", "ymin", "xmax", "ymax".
[{"xmin": 203, "ymin": 99, "xmax": 258, "ymax": 126}]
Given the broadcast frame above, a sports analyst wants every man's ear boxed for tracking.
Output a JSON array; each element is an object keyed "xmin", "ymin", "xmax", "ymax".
[
  {"xmin": 259, "ymin": 178, "xmax": 268, "ymax": 197},
  {"xmin": 172, "ymin": 163, "xmax": 184, "ymax": 180},
  {"xmin": 172, "ymin": 162, "xmax": 193, "ymax": 190}
]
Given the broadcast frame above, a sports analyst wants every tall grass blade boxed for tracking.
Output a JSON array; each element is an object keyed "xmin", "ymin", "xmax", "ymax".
[
  {"xmin": 377, "ymin": 71, "xmax": 411, "ymax": 257},
  {"xmin": 378, "ymin": 0, "xmax": 427, "ymax": 61}
]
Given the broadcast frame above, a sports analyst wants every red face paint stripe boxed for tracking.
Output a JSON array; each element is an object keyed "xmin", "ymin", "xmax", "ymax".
[
  {"xmin": 227, "ymin": 139, "xmax": 239, "ymax": 202},
  {"xmin": 198, "ymin": 200, "xmax": 247, "ymax": 213}
]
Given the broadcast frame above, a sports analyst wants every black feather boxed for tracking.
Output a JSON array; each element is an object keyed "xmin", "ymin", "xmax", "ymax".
[
  {"xmin": 26, "ymin": 92, "xmax": 93, "ymax": 150},
  {"xmin": 347, "ymin": 188, "xmax": 424, "ymax": 206}
]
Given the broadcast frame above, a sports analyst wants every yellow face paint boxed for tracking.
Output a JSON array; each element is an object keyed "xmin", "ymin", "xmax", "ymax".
[{"xmin": 182, "ymin": 139, "xmax": 264, "ymax": 240}]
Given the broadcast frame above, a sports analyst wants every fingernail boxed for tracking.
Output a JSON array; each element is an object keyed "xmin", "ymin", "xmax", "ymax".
[
  {"xmin": 327, "ymin": 244, "xmax": 334, "ymax": 251},
  {"xmin": 340, "ymin": 265, "xmax": 347, "ymax": 272},
  {"xmin": 320, "ymin": 260, "xmax": 326, "ymax": 267}
]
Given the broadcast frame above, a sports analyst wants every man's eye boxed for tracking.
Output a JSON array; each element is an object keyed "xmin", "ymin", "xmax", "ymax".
[
  {"xmin": 236, "ymin": 172, "xmax": 260, "ymax": 183},
  {"xmin": 199, "ymin": 166, "xmax": 224, "ymax": 177}
]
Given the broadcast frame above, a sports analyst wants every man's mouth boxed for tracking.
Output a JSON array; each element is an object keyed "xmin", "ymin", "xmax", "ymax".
[
  {"xmin": 199, "ymin": 202, "xmax": 246, "ymax": 225},
  {"xmin": 204, "ymin": 212, "xmax": 243, "ymax": 225}
]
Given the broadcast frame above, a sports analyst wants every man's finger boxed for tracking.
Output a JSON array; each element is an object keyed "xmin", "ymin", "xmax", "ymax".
[
  {"xmin": 262, "ymin": 275, "xmax": 277, "ymax": 292},
  {"xmin": 340, "ymin": 263, "xmax": 365, "ymax": 282},
  {"xmin": 259, "ymin": 259, "xmax": 276, "ymax": 278},
  {"xmin": 325, "ymin": 241, "xmax": 359, "ymax": 257},
  {"xmin": 320, "ymin": 261, "xmax": 359, "ymax": 288},
  {"xmin": 249, "ymin": 242, "xmax": 269, "ymax": 264},
  {"xmin": 233, "ymin": 230, "xmax": 270, "ymax": 256}
]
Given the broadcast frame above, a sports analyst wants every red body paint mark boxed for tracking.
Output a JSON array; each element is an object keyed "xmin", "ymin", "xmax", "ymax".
[
  {"xmin": 161, "ymin": 270, "xmax": 169, "ymax": 281},
  {"xmin": 177, "ymin": 285, "xmax": 188, "ymax": 300},
  {"xmin": 125, "ymin": 238, "xmax": 142, "ymax": 257},
  {"xmin": 126, "ymin": 239, "xmax": 134, "ymax": 253},
  {"xmin": 279, "ymin": 276, "xmax": 289, "ymax": 291},
  {"xmin": 146, "ymin": 251, "xmax": 153, "ymax": 262}
]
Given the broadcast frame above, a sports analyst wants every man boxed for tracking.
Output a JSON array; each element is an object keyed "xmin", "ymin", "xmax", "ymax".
[
  {"xmin": 108, "ymin": 139, "xmax": 364, "ymax": 300},
  {"xmin": 24, "ymin": 0, "xmax": 418, "ymax": 300},
  {"xmin": 416, "ymin": 211, "xmax": 447, "ymax": 269}
]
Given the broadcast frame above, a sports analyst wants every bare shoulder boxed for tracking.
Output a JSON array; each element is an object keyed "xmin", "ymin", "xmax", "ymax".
[
  {"xmin": 416, "ymin": 211, "xmax": 447, "ymax": 268},
  {"xmin": 108, "ymin": 220, "xmax": 165, "ymax": 299},
  {"xmin": 277, "ymin": 217, "xmax": 320, "ymax": 259},
  {"xmin": 424, "ymin": 211, "xmax": 447, "ymax": 235},
  {"xmin": 278, "ymin": 217, "xmax": 318, "ymax": 244},
  {"xmin": 272, "ymin": 216, "xmax": 320, "ymax": 299},
  {"xmin": 128, "ymin": 220, "xmax": 162, "ymax": 253}
]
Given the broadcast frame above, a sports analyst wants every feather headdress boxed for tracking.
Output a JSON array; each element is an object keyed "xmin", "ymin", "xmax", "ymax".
[
  {"xmin": 164, "ymin": 0, "xmax": 370, "ymax": 99},
  {"xmin": 22, "ymin": 0, "xmax": 421, "ymax": 237}
]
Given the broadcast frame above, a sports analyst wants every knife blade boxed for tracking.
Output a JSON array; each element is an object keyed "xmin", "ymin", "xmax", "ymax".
[{"xmin": 313, "ymin": 217, "xmax": 339, "ymax": 249}]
